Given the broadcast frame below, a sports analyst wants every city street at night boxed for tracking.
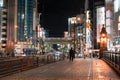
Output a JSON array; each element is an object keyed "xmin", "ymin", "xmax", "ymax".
[
  {"xmin": 1, "ymin": 58, "xmax": 120, "ymax": 80},
  {"xmin": 0, "ymin": 0, "xmax": 120, "ymax": 80}
]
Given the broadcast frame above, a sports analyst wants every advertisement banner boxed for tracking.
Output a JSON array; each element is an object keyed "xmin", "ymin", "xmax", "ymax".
[
  {"xmin": 96, "ymin": 7, "xmax": 105, "ymax": 42},
  {"xmin": 0, "ymin": 0, "xmax": 3, "ymax": 7},
  {"xmin": 105, "ymin": 0, "xmax": 113, "ymax": 35}
]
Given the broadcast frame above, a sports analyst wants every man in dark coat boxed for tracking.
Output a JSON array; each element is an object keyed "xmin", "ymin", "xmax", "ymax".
[{"xmin": 69, "ymin": 47, "xmax": 75, "ymax": 62}]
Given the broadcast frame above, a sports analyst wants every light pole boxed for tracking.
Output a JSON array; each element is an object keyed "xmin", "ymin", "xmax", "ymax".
[
  {"xmin": 71, "ymin": 17, "xmax": 76, "ymax": 52},
  {"xmin": 73, "ymin": 21, "xmax": 76, "ymax": 52}
]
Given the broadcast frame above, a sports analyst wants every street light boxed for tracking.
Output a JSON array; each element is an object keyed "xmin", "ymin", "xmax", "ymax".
[
  {"xmin": 99, "ymin": 24, "xmax": 108, "ymax": 58},
  {"xmin": 71, "ymin": 17, "xmax": 76, "ymax": 52}
]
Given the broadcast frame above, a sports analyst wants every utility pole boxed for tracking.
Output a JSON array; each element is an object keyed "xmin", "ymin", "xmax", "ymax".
[{"xmin": 73, "ymin": 22, "xmax": 76, "ymax": 52}]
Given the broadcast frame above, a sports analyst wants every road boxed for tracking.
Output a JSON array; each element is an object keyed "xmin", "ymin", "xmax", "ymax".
[{"xmin": 1, "ymin": 58, "xmax": 120, "ymax": 80}]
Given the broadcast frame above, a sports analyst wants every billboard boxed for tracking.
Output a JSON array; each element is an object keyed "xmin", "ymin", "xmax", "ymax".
[
  {"xmin": 105, "ymin": 0, "xmax": 114, "ymax": 35},
  {"xmin": 0, "ymin": 0, "xmax": 3, "ymax": 7},
  {"xmin": 96, "ymin": 7, "xmax": 105, "ymax": 42}
]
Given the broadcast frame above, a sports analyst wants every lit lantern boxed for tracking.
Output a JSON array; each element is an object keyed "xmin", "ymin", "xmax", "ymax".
[{"xmin": 99, "ymin": 24, "xmax": 108, "ymax": 58}]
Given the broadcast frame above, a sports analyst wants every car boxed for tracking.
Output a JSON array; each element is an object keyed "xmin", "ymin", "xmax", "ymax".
[
  {"xmin": 54, "ymin": 51, "xmax": 63, "ymax": 59},
  {"xmin": 78, "ymin": 53, "xmax": 83, "ymax": 58}
]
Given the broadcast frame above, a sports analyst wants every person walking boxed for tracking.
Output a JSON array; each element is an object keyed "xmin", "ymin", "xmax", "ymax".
[{"xmin": 69, "ymin": 47, "xmax": 75, "ymax": 62}]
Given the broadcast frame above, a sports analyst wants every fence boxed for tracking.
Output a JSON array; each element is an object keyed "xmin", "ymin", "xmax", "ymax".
[
  {"xmin": 0, "ymin": 53, "xmax": 64, "ymax": 77},
  {"xmin": 102, "ymin": 51, "xmax": 120, "ymax": 74}
]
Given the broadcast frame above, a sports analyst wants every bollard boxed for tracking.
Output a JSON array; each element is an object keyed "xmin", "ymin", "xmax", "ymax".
[
  {"xmin": 118, "ymin": 53, "xmax": 120, "ymax": 70},
  {"xmin": 20, "ymin": 59, "xmax": 23, "ymax": 72},
  {"xmin": 36, "ymin": 57, "xmax": 39, "ymax": 66}
]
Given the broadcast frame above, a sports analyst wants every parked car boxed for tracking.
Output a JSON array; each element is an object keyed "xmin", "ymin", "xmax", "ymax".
[
  {"xmin": 54, "ymin": 51, "xmax": 63, "ymax": 59},
  {"xmin": 78, "ymin": 53, "xmax": 83, "ymax": 58}
]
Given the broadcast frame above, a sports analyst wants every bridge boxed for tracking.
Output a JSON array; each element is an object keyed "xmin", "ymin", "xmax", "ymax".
[
  {"xmin": 44, "ymin": 38, "xmax": 72, "ymax": 51},
  {"xmin": 0, "ymin": 51, "xmax": 120, "ymax": 80},
  {"xmin": 45, "ymin": 38, "xmax": 72, "ymax": 44}
]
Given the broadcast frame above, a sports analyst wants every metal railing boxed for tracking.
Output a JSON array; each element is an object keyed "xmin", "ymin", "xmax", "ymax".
[
  {"xmin": 102, "ymin": 51, "xmax": 120, "ymax": 74},
  {"xmin": 0, "ymin": 53, "xmax": 64, "ymax": 77}
]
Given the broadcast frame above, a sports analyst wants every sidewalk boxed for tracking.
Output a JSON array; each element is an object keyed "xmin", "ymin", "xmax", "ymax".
[
  {"xmin": 92, "ymin": 58, "xmax": 120, "ymax": 80},
  {"xmin": 1, "ymin": 58, "xmax": 120, "ymax": 80}
]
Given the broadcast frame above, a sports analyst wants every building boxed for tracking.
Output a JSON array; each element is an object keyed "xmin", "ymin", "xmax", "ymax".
[
  {"xmin": 6, "ymin": 0, "xmax": 17, "ymax": 52},
  {"xmin": 68, "ymin": 15, "xmax": 85, "ymax": 53},
  {"xmin": 93, "ymin": 0, "xmax": 120, "ymax": 50},
  {"xmin": 112, "ymin": 0, "xmax": 120, "ymax": 51},
  {"xmin": 3, "ymin": 0, "xmax": 38, "ymax": 53},
  {"xmin": 17, "ymin": 0, "xmax": 36, "ymax": 41},
  {"xmin": 0, "ymin": 0, "xmax": 7, "ymax": 51}
]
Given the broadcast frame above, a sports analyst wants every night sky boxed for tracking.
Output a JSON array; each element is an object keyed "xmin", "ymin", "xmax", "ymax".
[{"xmin": 38, "ymin": 0, "xmax": 87, "ymax": 37}]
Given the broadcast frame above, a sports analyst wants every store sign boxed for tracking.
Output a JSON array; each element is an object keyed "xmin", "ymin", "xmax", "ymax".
[{"xmin": 0, "ymin": 0, "xmax": 3, "ymax": 7}]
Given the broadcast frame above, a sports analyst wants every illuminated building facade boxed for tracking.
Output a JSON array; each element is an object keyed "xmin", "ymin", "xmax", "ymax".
[
  {"xmin": 85, "ymin": 10, "xmax": 93, "ymax": 54},
  {"xmin": 6, "ymin": 0, "xmax": 17, "ymax": 51},
  {"xmin": 112, "ymin": 0, "xmax": 120, "ymax": 51},
  {"xmin": 96, "ymin": 7, "xmax": 105, "ymax": 43},
  {"xmin": 17, "ymin": 0, "xmax": 36, "ymax": 41},
  {"xmin": 5, "ymin": 0, "xmax": 37, "ymax": 52},
  {"xmin": 113, "ymin": 0, "xmax": 120, "ymax": 36},
  {"xmin": 0, "ymin": 0, "xmax": 7, "ymax": 51},
  {"xmin": 68, "ymin": 17, "xmax": 76, "ymax": 39},
  {"xmin": 94, "ymin": 0, "xmax": 120, "ymax": 50}
]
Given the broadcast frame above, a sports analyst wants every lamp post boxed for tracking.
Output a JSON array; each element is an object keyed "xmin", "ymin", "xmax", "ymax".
[
  {"xmin": 71, "ymin": 17, "xmax": 76, "ymax": 52},
  {"xmin": 78, "ymin": 33, "xmax": 81, "ymax": 48},
  {"xmin": 73, "ymin": 21, "xmax": 76, "ymax": 52},
  {"xmin": 99, "ymin": 24, "xmax": 107, "ymax": 58}
]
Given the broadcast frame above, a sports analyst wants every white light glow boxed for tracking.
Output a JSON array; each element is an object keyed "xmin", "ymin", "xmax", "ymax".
[
  {"xmin": 119, "ymin": 16, "xmax": 120, "ymax": 22},
  {"xmin": 71, "ymin": 17, "xmax": 76, "ymax": 24},
  {"xmin": 22, "ymin": 14, "xmax": 24, "ymax": 19},
  {"xmin": 96, "ymin": 7, "xmax": 105, "ymax": 42},
  {"xmin": 114, "ymin": 0, "xmax": 118, "ymax": 12},
  {"xmin": 118, "ymin": 23, "xmax": 120, "ymax": 30},
  {"xmin": 0, "ymin": 0, "xmax": 3, "ymax": 7}
]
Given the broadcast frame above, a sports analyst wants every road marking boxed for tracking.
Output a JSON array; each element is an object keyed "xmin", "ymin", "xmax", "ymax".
[
  {"xmin": 63, "ymin": 67, "xmax": 71, "ymax": 73},
  {"xmin": 39, "ymin": 69, "xmax": 48, "ymax": 73},
  {"xmin": 88, "ymin": 59, "xmax": 92, "ymax": 80}
]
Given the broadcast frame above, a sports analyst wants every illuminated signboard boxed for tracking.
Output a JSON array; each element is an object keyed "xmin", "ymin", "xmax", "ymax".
[
  {"xmin": 96, "ymin": 7, "xmax": 105, "ymax": 42},
  {"xmin": 0, "ymin": 0, "xmax": 3, "ymax": 7},
  {"xmin": 105, "ymin": 0, "xmax": 113, "ymax": 35}
]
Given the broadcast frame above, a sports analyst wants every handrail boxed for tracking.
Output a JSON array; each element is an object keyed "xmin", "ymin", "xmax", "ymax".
[
  {"xmin": 102, "ymin": 51, "xmax": 120, "ymax": 74},
  {"xmin": 0, "ymin": 53, "xmax": 64, "ymax": 78}
]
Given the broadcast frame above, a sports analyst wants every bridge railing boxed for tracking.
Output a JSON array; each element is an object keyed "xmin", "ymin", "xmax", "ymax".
[
  {"xmin": 0, "ymin": 53, "xmax": 64, "ymax": 78},
  {"xmin": 102, "ymin": 51, "xmax": 120, "ymax": 74}
]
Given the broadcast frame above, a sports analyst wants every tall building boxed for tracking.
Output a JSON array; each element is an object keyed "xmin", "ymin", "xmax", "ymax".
[
  {"xmin": 112, "ymin": 0, "xmax": 120, "ymax": 50},
  {"xmin": 0, "ymin": 0, "xmax": 7, "ymax": 51},
  {"xmin": 6, "ymin": 0, "xmax": 38, "ymax": 52},
  {"xmin": 7, "ymin": 0, "xmax": 17, "ymax": 51},
  {"xmin": 17, "ymin": 0, "xmax": 36, "ymax": 41},
  {"xmin": 93, "ymin": 0, "xmax": 104, "ymax": 49}
]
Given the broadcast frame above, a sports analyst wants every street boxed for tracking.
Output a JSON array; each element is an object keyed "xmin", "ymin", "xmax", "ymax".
[{"xmin": 1, "ymin": 58, "xmax": 120, "ymax": 80}]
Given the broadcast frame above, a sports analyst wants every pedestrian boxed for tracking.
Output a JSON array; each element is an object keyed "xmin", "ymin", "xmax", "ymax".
[
  {"xmin": 69, "ymin": 47, "xmax": 75, "ymax": 62},
  {"xmin": 83, "ymin": 49, "xmax": 86, "ymax": 59}
]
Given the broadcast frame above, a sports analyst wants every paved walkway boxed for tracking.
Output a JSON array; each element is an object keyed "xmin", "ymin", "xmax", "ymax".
[{"xmin": 1, "ymin": 58, "xmax": 120, "ymax": 80}]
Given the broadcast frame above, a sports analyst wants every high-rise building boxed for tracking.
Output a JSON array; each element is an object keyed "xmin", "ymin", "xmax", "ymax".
[
  {"xmin": 17, "ymin": 0, "xmax": 36, "ymax": 41},
  {"xmin": 6, "ymin": 0, "xmax": 38, "ymax": 52},
  {"xmin": 6, "ymin": 0, "xmax": 17, "ymax": 51},
  {"xmin": 0, "ymin": 0, "xmax": 7, "ymax": 51}
]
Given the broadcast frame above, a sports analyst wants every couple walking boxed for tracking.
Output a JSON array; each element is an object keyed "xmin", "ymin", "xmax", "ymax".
[{"xmin": 69, "ymin": 47, "xmax": 75, "ymax": 62}]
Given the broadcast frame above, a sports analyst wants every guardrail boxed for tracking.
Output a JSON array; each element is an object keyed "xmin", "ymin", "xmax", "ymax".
[
  {"xmin": 0, "ymin": 53, "xmax": 64, "ymax": 77},
  {"xmin": 102, "ymin": 51, "xmax": 120, "ymax": 74}
]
